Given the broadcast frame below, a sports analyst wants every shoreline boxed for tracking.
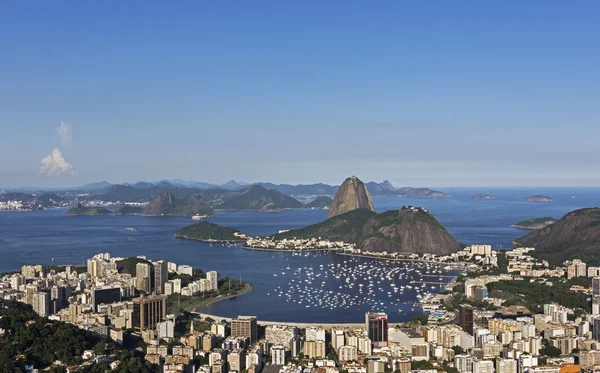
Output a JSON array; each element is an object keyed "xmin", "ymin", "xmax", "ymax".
[
  {"xmin": 175, "ymin": 235, "xmax": 245, "ymax": 243},
  {"xmin": 171, "ymin": 283, "xmax": 253, "ymax": 315},
  {"xmin": 192, "ymin": 312, "xmax": 412, "ymax": 328}
]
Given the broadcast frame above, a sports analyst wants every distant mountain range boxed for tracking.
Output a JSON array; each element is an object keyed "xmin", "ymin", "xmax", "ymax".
[{"xmin": 72, "ymin": 179, "xmax": 450, "ymax": 200}]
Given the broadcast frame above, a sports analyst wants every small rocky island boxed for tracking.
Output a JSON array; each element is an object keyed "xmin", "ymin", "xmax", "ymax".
[
  {"xmin": 469, "ymin": 194, "xmax": 495, "ymax": 199},
  {"xmin": 65, "ymin": 203, "xmax": 111, "ymax": 216},
  {"xmin": 176, "ymin": 222, "xmax": 247, "ymax": 242},
  {"xmin": 512, "ymin": 217, "xmax": 558, "ymax": 230},
  {"xmin": 523, "ymin": 195, "xmax": 552, "ymax": 202}
]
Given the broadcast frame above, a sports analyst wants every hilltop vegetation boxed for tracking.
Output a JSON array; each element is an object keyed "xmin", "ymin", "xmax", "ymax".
[
  {"xmin": 176, "ymin": 222, "xmax": 246, "ymax": 241},
  {"xmin": 487, "ymin": 279, "xmax": 590, "ymax": 314},
  {"xmin": 274, "ymin": 208, "xmax": 378, "ymax": 243},
  {"xmin": 274, "ymin": 205, "xmax": 460, "ymax": 255},
  {"xmin": 209, "ymin": 185, "xmax": 303, "ymax": 210},
  {"xmin": 114, "ymin": 205, "xmax": 144, "ymax": 214},
  {"xmin": 516, "ymin": 208, "xmax": 600, "ymax": 265},
  {"xmin": 357, "ymin": 206, "xmax": 460, "ymax": 255},
  {"xmin": 116, "ymin": 257, "xmax": 153, "ymax": 276},
  {"xmin": 0, "ymin": 300, "xmax": 159, "ymax": 372}
]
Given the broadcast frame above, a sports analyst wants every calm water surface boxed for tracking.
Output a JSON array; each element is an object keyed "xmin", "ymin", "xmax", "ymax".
[{"xmin": 0, "ymin": 187, "xmax": 598, "ymax": 322}]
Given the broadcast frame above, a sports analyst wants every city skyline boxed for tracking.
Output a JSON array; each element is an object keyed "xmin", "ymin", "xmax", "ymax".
[{"xmin": 1, "ymin": 2, "xmax": 600, "ymax": 188}]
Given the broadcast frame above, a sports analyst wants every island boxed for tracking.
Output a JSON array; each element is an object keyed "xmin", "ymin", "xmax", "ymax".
[
  {"xmin": 65, "ymin": 203, "xmax": 112, "ymax": 216},
  {"xmin": 175, "ymin": 221, "xmax": 247, "ymax": 242},
  {"xmin": 469, "ymin": 194, "xmax": 495, "ymax": 199},
  {"xmin": 512, "ymin": 217, "xmax": 558, "ymax": 230},
  {"xmin": 523, "ymin": 195, "xmax": 552, "ymax": 202}
]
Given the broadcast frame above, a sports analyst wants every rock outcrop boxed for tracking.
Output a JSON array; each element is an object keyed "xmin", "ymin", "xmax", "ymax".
[
  {"xmin": 141, "ymin": 192, "xmax": 214, "ymax": 216},
  {"xmin": 328, "ymin": 176, "xmax": 375, "ymax": 218}
]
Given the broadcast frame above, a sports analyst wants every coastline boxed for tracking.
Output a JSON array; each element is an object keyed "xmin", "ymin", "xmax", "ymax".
[
  {"xmin": 175, "ymin": 234, "xmax": 245, "ymax": 243},
  {"xmin": 170, "ymin": 282, "xmax": 253, "ymax": 315}
]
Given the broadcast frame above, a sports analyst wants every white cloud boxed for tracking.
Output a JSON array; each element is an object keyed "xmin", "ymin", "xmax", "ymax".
[
  {"xmin": 39, "ymin": 148, "xmax": 76, "ymax": 176},
  {"xmin": 57, "ymin": 121, "xmax": 72, "ymax": 146}
]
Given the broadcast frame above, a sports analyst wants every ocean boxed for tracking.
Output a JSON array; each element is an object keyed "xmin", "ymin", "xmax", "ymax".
[{"xmin": 0, "ymin": 187, "xmax": 598, "ymax": 322}]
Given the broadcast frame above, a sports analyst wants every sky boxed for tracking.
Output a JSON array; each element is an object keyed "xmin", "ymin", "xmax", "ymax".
[{"xmin": 1, "ymin": 1, "xmax": 599, "ymax": 189}]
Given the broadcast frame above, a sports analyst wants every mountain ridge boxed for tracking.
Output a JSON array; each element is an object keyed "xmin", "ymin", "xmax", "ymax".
[{"xmin": 515, "ymin": 208, "xmax": 600, "ymax": 265}]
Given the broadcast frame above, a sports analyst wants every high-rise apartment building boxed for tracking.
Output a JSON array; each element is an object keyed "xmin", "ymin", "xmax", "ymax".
[
  {"xmin": 593, "ymin": 277, "xmax": 600, "ymax": 297},
  {"xmin": 459, "ymin": 305, "xmax": 474, "ymax": 335},
  {"xmin": 455, "ymin": 355, "xmax": 474, "ymax": 373},
  {"xmin": 132, "ymin": 294, "xmax": 167, "ymax": 332},
  {"xmin": 304, "ymin": 340, "xmax": 326, "ymax": 359},
  {"xmin": 228, "ymin": 348, "xmax": 246, "ymax": 371},
  {"xmin": 593, "ymin": 318, "xmax": 600, "ymax": 341},
  {"xmin": 136, "ymin": 262, "xmax": 152, "ymax": 293},
  {"xmin": 207, "ymin": 271, "xmax": 218, "ymax": 291},
  {"xmin": 271, "ymin": 345, "xmax": 286, "ymax": 365},
  {"xmin": 153, "ymin": 260, "xmax": 168, "ymax": 294},
  {"xmin": 231, "ymin": 316, "xmax": 258, "ymax": 343},
  {"xmin": 33, "ymin": 292, "xmax": 49, "ymax": 316},
  {"xmin": 365, "ymin": 312, "xmax": 388, "ymax": 347},
  {"xmin": 567, "ymin": 259, "xmax": 587, "ymax": 279}
]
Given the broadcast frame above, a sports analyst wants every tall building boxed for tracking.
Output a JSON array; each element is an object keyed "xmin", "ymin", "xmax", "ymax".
[
  {"xmin": 33, "ymin": 292, "xmax": 49, "ymax": 316},
  {"xmin": 593, "ymin": 277, "xmax": 600, "ymax": 297},
  {"xmin": 459, "ymin": 305, "xmax": 474, "ymax": 335},
  {"xmin": 228, "ymin": 348, "xmax": 246, "ymax": 371},
  {"xmin": 132, "ymin": 294, "xmax": 167, "ymax": 332},
  {"xmin": 50, "ymin": 284, "xmax": 70, "ymax": 311},
  {"xmin": 231, "ymin": 316, "xmax": 258, "ymax": 343},
  {"xmin": 304, "ymin": 340, "xmax": 326, "ymax": 359},
  {"xmin": 207, "ymin": 271, "xmax": 218, "ymax": 291},
  {"xmin": 136, "ymin": 262, "xmax": 152, "ymax": 293},
  {"xmin": 593, "ymin": 318, "xmax": 600, "ymax": 341},
  {"xmin": 271, "ymin": 345, "xmax": 286, "ymax": 365},
  {"xmin": 365, "ymin": 312, "xmax": 388, "ymax": 347},
  {"xmin": 338, "ymin": 345, "xmax": 358, "ymax": 362},
  {"xmin": 455, "ymin": 355, "xmax": 474, "ymax": 373},
  {"xmin": 291, "ymin": 334, "xmax": 305, "ymax": 357},
  {"xmin": 153, "ymin": 260, "xmax": 168, "ymax": 295},
  {"xmin": 567, "ymin": 259, "xmax": 587, "ymax": 279}
]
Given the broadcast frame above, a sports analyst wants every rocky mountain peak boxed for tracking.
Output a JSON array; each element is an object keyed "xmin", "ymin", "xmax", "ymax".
[{"xmin": 328, "ymin": 176, "xmax": 375, "ymax": 219}]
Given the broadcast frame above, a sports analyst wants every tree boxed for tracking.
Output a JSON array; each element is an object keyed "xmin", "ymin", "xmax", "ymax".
[
  {"xmin": 452, "ymin": 345, "xmax": 465, "ymax": 355},
  {"xmin": 539, "ymin": 345, "xmax": 562, "ymax": 357},
  {"xmin": 412, "ymin": 315, "xmax": 429, "ymax": 325}
]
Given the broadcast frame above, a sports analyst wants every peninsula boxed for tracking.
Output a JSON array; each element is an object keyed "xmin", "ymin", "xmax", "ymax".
[
  {"xmin": 175, "ymin": 221, "xmax": 247, "ymax": 242},
  {"xmin": 65, "ymin": 203, "xmax": 111, "ymax": 216},
  {"xmin": 512, "ymin": 217, "xmax": 558, "ymax": 230}
]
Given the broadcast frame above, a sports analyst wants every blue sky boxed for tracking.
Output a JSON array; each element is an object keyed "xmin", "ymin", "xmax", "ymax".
[{"xmin": 1, "ymin": 1, "xmax": 599, "ymax": 188}]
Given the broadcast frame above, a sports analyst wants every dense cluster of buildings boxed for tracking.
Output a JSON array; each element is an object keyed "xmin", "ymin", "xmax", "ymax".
[
  {"xmin": 246, "ymin": 237, "xmax": 355, "ymax": 251},
  {"xmin": 4, "ymin": 242, "xmax": 600, "ymax": 373},
  {"xmin": 0, "ymin": 253, "xmax": 223, "ymax": 372}
]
